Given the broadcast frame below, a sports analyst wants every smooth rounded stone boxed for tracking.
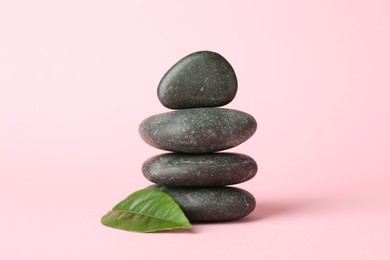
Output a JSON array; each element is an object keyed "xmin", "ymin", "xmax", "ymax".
[
  {"xmin": 139, "ymin": 108, "xmax": 257, "ymax": 153},
  {"xmin": 146, "ymin": 185, "xmax": 256, "ymax": 222},
  {"xmin": 142, "ymin": 153, "xmax": 258, "ymax": 187},
  {"xmin": 157, "ymin": 51, "xmax": 238, "ymax": 109}
]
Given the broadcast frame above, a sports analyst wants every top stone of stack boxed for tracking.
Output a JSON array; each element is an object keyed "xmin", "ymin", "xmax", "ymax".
[{"xmin": 157, "ymin": 51, "xmax": 238, "ymax": 109}]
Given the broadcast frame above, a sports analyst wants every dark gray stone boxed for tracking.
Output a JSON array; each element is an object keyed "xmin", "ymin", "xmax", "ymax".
[
  {"xmin": 138, "ymin": 108, "xmax": 257, "ymax": 153},
  {"xmin": 157, "ymin": 51, "xmax": 238, "ymax": 109},
  {"xmin": 146, "ymin": 185, "xmax": 256, "ymax": 222},
  {"xmin": 142, "ymin": 153, "xmax": 258, "ymax": 187}
]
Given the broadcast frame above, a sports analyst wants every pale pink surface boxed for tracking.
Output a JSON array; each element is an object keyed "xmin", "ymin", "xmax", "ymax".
[{"xmin": 1, "ymin": 0, "xmax": 390, "ymax": 259}]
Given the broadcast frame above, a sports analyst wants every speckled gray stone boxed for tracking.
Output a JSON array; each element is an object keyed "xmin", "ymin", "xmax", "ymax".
[
  {"xmin": 146, "ymin": 185, "xmax": 256, "ymax": 222},
  {"xmin": 138, "ymin": 108, "xmax": 257, "ymax": 153},
  {"xmin": 157, "ymin": 51, "xmax": 238, "ymax": 109},
  {"xmin": 142, "ymin": 153, "xmax": 258, "ymax": 187}
]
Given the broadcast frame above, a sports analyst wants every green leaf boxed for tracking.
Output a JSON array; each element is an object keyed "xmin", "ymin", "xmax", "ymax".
[{"xmin": 101, "ymin": 189, "xmax": 192, "ymax": 233}]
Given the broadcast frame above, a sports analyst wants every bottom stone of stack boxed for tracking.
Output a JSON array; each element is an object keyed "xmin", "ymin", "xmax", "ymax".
[{"xmin": 147, "ymin": 185, "xmax": 256, "ymax": 222}]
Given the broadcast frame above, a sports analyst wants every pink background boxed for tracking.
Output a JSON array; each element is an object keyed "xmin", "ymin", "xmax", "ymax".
[{"xmin": 1, "ymin": 0, "xmax": 390, "ymax": 259}]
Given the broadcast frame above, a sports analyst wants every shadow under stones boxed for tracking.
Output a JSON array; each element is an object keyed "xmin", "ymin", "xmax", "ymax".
[
  {"xmin": 236, "ymin": 199, "xmax": 321, "ymax": 223},
  {"xmin": 156, "ymin": 199, "xmax": 320, "ymax": 233},
  {"xmin": 192, "ymin": 199, "xmax": 320, "ymax": 226}
]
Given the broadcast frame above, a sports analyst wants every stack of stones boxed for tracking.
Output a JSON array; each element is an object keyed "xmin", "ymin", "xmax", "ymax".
[{"xmin": 139, "ymin": 51, "xmax": 258, "ymax": 222}]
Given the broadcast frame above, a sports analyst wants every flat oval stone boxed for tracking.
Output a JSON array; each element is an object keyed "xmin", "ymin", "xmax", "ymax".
[
  {"xmin": 142, "ymin": 153, "xmax": 258, "ymax": 187},
  {"xmin": 146, "ymin": 186, "xmax": 256, "ymax": 222},
  {"xmin": 139, "ymin": 108, "xmax": 257, "ymax": 153},
  {"xmin": 157, "ymin": 51, "xmax": 238, "ymax": 109}
]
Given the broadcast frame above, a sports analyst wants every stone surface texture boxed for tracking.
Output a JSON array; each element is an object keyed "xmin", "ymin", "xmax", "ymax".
[
  {"xmin": 142, "ymin": 153, "xmax": 258, "ymax": 186},
  {"xmin": 157, "ymin": 51, "xmax": 238, "ymax": 109},
  {"xmin": 138, "ymin": 107, "xmax": 257, "ymax": 153},
  {"xmin": 147, "ymin": 185, "xmax": 256, "ymax": 222}
]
